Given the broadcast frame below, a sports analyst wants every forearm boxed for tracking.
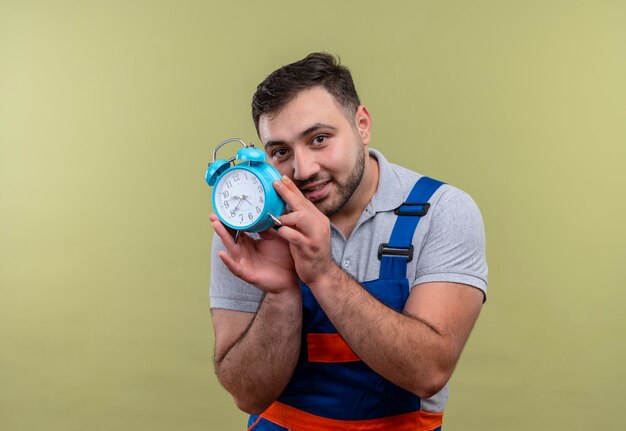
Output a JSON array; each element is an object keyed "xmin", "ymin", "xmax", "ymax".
[
  {"xmin": 215, "ymin": 288, "xmax": 302, "ymax": 414},
  {"xmin": 309, "ymin": 265, "xmax": 454, "ymax": 398}
]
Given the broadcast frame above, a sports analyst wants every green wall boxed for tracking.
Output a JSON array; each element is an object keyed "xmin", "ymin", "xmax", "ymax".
[{"xmin": 1, "ymin": 1, "xmax": 624, "ymax": 429}]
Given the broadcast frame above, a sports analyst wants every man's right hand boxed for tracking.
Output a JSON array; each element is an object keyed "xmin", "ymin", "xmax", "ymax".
[{"xmin": 210, "ymin": 213, "xmax": 299, "ymax": 295}]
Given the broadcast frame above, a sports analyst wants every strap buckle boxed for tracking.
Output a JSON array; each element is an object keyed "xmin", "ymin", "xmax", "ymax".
[
  {"xmin": 394, "ymin": 202, "xmax": 430, "ymax": 217},
  {"xmin": 377, "ymin": 243, "xmax": 414, "ymax": 261}
]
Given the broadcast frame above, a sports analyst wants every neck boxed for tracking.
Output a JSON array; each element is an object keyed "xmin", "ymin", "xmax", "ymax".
[{"xmin": 330, "ymin": 153, "xmax": 379, "ymax": 238}]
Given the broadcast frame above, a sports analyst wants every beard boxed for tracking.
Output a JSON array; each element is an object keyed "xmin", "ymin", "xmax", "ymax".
[{"xmin": 298, "ymin": 140, "xmax": 367, "ymax": 218}]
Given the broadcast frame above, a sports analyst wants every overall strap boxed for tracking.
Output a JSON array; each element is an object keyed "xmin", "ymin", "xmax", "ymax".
[{"xmin": 379, "ymin": 176, "xmax": 445, "ymax": 279}]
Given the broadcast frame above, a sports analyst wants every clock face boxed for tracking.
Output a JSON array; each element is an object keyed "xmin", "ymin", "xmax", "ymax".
[{"xmin": 214, "ymin": 168, "xmax": 266, "ymax": 228}]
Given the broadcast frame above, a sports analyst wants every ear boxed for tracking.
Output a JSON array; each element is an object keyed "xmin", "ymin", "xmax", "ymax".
[{"xmin": 354, "ymin": 105, "xmax": 372, "ymax": 146}]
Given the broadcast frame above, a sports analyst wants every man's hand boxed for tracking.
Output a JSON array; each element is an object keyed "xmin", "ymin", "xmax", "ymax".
[
  {"xmin": 273, "ymin": 176, "xmax": 334, "ymax": 286},
  {"xmin": 210, "ymin": 213, "xmax": 299, "ymax": 294}
]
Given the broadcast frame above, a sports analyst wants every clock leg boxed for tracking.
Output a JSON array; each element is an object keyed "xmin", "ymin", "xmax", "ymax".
[{"xmin": 269, "ymin": 213, "xmax": 283, "ymax": 230}]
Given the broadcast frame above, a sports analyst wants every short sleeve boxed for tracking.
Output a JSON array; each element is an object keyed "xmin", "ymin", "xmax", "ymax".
[
  {"xmin": 209, "ymin": 235, "xmax": 264, "ymax": 312},
  {"xmin": 414, "ymin": 188, "xmax": 488, "ymax": 299}
]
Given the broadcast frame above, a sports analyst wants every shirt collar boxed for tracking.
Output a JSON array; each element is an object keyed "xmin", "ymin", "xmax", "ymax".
[{"xmin": 368, "ymin": 148, "xmax": 407, "ymax": 213}]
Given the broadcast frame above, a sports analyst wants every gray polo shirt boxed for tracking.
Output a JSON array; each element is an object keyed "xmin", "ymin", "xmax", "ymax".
[
  {"xmin": 209, "ymin": 148, "xmax": 488, "ymax": 413},
  {"xmin": 210, "ymin": 148, "xmax": 488, "ymax": 312}
]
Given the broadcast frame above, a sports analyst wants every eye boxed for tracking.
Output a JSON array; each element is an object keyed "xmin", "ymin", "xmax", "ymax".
[
  {"xmin": 271, "ymin": 147, "xmax": 290, "ymax": 160},
  {"xmin": 312, "ymin": 135, "xmax": 327, "ymax": 145}
]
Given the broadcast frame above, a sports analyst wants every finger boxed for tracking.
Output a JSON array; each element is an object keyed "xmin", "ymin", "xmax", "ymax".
[
  {"xmin": 210, "ymin": 212, "xmax": 239, "ymax": 238},
  {"xmin": 217, "ymin": 250, "xmax": 246, "ymax": 279},
  {"xmin": 211, "ymin": 218, "xmax": 239, "ymax": 252},
  {"xmin": 274, "ymin": 224, "xmax": 306, "ymax": 246},
  {"xmin": 273, "ymin": 175, "xmax": 311, "ymax": 211},
  {"xmin": 278, "ymin": 210, "xmax": 321, "ymax": 237},
  {"xmin": 277, "ymin": 211, "xmax": 305, "ymax": 229}
]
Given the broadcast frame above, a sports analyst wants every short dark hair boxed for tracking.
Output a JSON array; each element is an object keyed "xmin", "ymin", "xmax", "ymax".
[{"xmin": 251, "ymin": 52, "xmax": 361, "ymax": 133}]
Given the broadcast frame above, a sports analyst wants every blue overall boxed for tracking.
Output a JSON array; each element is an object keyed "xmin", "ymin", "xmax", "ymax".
[{"xmin": 248, "ymin": 177, "xmax": 444, "ymax": 431}]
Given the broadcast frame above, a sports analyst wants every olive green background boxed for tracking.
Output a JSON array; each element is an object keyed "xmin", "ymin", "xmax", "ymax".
[{"xmin": 1, "ymin": 1, "xmax": 624, "ymax": 430}]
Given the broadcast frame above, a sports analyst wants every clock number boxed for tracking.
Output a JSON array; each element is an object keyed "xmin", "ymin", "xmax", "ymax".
[
  {"xmin": 230, "ymin": 209, "xmax": 236, "ymax": 217},
  {"xmin": 223, "ymin": 201, "xmax": 229, "ymax": 209},
  {"xmin": 255, "ymin": 206, "xmax": 261, "ymax": 213},
  {"xmin": 233, "ymin": 173, "xmax": 240, "ymax": 182},
  {"xmin": 225, "ymin": 180, "xmax": 233, "ymax": 189},
  {"xmin": 248, "ymin": 212, "xmax": 253, "ymax": 220},
  {"xmin": 222, "ymin": 191, "xmax": 229, "ymax": 198},
  {"xmin": 257, "ymin": 186, "xmax": 263, "ymax": 193},
  {"xmin": 239, "ymin": 214, "xmax": 244, "ymax": 222},
  {"xmin": 259, "ymin": 196, "xmax": 264, "ymax": 203}
]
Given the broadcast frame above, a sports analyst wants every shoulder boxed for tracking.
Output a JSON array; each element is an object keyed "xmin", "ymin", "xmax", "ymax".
[
  {"xmin": 372, "ymin": 147, "xmax": 473, "ymax": 213},
  {"xmin": 432, "ymin": 184, "xmax": 480, "ymax": 215},
  {"xmin": 412, "ymin": 184, "xmax": 488, "ymax": 297}
]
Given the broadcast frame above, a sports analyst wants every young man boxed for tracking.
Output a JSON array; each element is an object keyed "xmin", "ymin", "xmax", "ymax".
[{"xmin": 209, "ymin": 52, "xmax": 487, "ymax": 430}]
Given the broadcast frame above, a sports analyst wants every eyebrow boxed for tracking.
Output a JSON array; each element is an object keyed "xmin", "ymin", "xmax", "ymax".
[{"xmin": 264, "ymin": 123, "xmax": 337, "ymax": 149}]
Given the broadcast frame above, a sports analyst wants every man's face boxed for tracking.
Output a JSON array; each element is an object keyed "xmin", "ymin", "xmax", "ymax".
[{"xmin": 258, "ymin": 87, "xmax": 370, "ymax": 218}]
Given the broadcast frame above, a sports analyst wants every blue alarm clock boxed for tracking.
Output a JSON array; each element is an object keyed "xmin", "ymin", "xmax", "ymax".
[{"xmin": 206, "ymin": 138, "xmax": 285, "ymax": 233}]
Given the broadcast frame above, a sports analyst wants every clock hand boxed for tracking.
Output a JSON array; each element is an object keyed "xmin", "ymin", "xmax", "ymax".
[
  {"xmin": 232, "ymin": 194, "xmax": 252, "ymax": 214},
  {"xmin": 232, "ymin": 198, "xmax": 242, "ymax": 213}
]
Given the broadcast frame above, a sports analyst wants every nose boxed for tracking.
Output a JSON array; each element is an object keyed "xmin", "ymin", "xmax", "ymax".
[{"xmin": 292, "ymin": 149, "xmax": 320, "ymax": 181}]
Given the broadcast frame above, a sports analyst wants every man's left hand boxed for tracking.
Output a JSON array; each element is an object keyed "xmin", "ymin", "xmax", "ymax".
[{"xmin": 273, "ymin": 175, "xmax": 334, "ymax": 286}]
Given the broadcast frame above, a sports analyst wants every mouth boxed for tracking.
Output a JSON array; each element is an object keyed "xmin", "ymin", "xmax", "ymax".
[{"xmin": 300, "ymin": 180, "xmax": 331, "ymax": 203}]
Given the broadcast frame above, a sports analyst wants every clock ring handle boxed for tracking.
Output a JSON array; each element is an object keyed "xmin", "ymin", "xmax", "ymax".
[{"xmin": 213, "ymin": 138, "xmax": 253, "ymax": 162}]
